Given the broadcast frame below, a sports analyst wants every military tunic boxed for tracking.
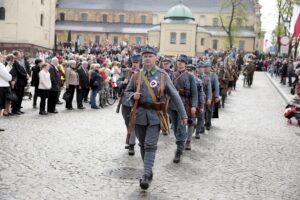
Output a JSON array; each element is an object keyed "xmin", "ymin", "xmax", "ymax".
[{"xmin": 168, "ymin": 71, "xmax": 198, "ymax": 150}]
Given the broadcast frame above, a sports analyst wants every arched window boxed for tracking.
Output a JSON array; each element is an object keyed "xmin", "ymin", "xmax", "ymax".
[
  {"xmin": 40, "ymin": 14, "xmax": 44, "ymax": 26},
  {"xmin": 0, "ymin": 7, "xmax": 5, "ymax": 20},
  {"xmin": 119, "ymin": 15, "xmax": 125, "ymax": 23},
  {"xmin": 141, "ymin": 15, "xmax": 146, "ymax": 24},
  {"xmin": 60, "ymin": 13, "xmax": 65, "ymax": 21},
  {"xmin": 103, "ymin": 14, "xmax": 108, "ymax": 22}
]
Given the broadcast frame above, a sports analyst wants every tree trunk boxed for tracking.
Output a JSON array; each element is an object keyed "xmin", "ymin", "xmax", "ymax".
[{"xmin": 294, "ymin": 38, "xmax": 299, "ymax": 59}]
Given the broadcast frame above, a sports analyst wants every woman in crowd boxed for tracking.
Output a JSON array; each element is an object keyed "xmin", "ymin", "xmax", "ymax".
[
  {"xmin": 65, "ymin": 60, "xmax": 79, "ymax": 110},
  {"xmin": 31, "ymin": 59, "xmax": 43, "ymax": 108},
  {"xmin": 4, "ymin": 54, "xmax": 15, "ymax": 116},
  {"xmin": 38, "ymin": 63, "xmax": 51, "ymax": 115},
  {"xmin": 0, "ymin": 54, "xmax": 12, "ymax": 131},
  {"xmin": 89, "ymin": 64, "xmax": 102, "ymax": 109}
]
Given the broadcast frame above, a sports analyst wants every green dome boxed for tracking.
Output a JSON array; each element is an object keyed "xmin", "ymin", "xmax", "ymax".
[{"xmin": 164, "ymin": 2, "xmax": 195, "ymax": 21}]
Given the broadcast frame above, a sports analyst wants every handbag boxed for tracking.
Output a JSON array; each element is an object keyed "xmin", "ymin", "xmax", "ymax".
[
  {"xmin": 62, "ymin": 91, "xmax": 71, "ymax": 101},
  {"xmin": 6, "ymin": 88, "xmax": 18, "ymax": 102}
]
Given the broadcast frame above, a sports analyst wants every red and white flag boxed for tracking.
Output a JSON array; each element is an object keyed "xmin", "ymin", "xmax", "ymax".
[{"xmin": 290, "ymin": 4, "xmax": 300, "ymax": 37}]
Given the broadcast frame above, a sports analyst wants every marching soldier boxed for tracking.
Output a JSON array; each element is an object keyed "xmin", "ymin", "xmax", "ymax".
[
  {"xmin": 162, "ymin": 57, "xmax": 174, "ymax": 79},
  {"xmin": 116, "ymin": 54, "xmax": 141, "ymax": 156},
  {"xmin": 195, "ymin": 62, "xmax": 212, "ymax": 134},
  {"xmin": 204, "ymin": 61, "xmax": 220, "ymax": 130},
  {"xmin": 125, "ymin": 46, "xmax": 187, "ymax": 190},
  {"xmin": 185, "ymin": 64, "xmax": 205, "ymax": 149},
  {"xmin": 218, "ymin": 62, "xmax": 229, "ymax": 108},
  {"xmin": 242, "ymin": 58, "xmax": 256, "ymax": 87},
  {"xmin": 168, "ymin": 55, "xmax": 198, "ymax": 162}
]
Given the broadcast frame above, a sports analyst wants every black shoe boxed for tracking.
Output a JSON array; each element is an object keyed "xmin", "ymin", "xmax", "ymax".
[
  {"xmin": 91, "ymin": 106, "xmax": 100, "ymax": 109},
  {"xmin": 33, "ymin": 105, "xmax": 37, "ymax": 109},
  {"xmin": 48, "ymin": 110, "xmax": 58, "ymax": 114},
  {"xmin": 206, "ymin": 126, "xmax": 211, "ymax": 131},
  {"xmin": 162, "ymin": 131, "xmax": 168, "ymax": 136},
  {"xmin": 125, "ymin": 144, "xmax": 130, "ymax": 149},
  {"xmin": 128, "ymin": 145, "xmax": 135, "ymax": 156},
  {"xmin": 199, "ymin": 128, "xmax": 205, "ymax": 134},
  {"xmin": 66, "ymin": 108, "xmax": 73, "ymax": 110},
  {"xmin": 0, "ymin": 128, "xmax": 4, "ymax": 131},
  {"xmin": 84, "ymin": 100, "xmax": 89, "ymax": 103},
  {"xmin": 140, "ymin": 175, "xmax": 151, "ymax": 190},
  {"xmin": 19, "ymin": 111, "xmax": 25, "ymax": 114},
  {"xmin": 173, "ymin": 150, "xmax": 182, "ymax": 163},
  {"xmin": 195, "ymin": 134, "xmax": 200, "ymax": 139},
  {"xmin": 12, "ymin": 111, "xmax": 21, "ymax": 115},
  {"xmin": 78, "ymin": 107, "xmax": 86, "ymax": 110},
  {"xmin": 57, "ymin": 101, "xmax": 63, "ymax": 105},
  {"xmin": 39, "ymin": 111, "xmax": 48, "ymax": 115}
]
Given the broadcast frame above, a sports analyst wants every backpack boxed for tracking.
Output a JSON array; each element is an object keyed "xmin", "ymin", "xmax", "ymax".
[{"xmin": 99, "ymin": 68, "xmax": 108, "ymax": 81}]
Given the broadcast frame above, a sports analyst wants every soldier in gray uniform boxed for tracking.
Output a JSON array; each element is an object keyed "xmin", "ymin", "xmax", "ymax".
[
  {"xmin": 195, "ymin": 62, "xmax": 212, "ymax": 134},
  {"xmin": 125, "ymin": 46, "xmax": 187, "ymax": 190},
  {"xmin": 162, "ymin": 57, "xmax": 174, "ymax": 79},
  {"xmin": 185, "ymin": 64, "xmax": 205, "ymax": 149},
  {"xmin": 204, "ymin": 61, "xmax": 220, "ymax": 130},
  {"xmin": 117, "ymin": 54, "xmax": 141, "ymax": 156},
  {"xmin": 168, "ymin": 54, "xmax": 198, "ymax": 163}
]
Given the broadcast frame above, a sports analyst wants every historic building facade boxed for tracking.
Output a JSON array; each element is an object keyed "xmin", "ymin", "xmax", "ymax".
[
  {"xmin": 0, "ymin": 0, "xmax": 57, "ymax": 54},
  {"xmin": 55, "ymin": 0, "xmax": 264, "ymax": 56}
]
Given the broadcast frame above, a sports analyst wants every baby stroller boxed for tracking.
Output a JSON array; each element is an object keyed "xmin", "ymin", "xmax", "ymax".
[{"xmin": 284, "ymin": 103, "xmax": 300, "ymax": 125}]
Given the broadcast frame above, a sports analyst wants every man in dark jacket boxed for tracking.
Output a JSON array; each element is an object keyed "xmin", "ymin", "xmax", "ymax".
[
  {"xmin": 11, "ymin": 50, "xmax": 29, "ymax": 115},
  {"xmin": 48, "ymin": 57, "xmax": 60, "ymax": 113},
  {"xmin": 89, "ymin": 64, "xmax": 102, "ymax": 109},
  {"xmin": 31, "ymin": 59, "xmax": 43, "ymax": 108},
  {"xmin": 77, "ymin": 61, "xmax": 89, "ymax": 109}
]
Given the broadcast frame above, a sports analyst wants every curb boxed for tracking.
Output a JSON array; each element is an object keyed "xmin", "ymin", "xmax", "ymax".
[{"xmin": 264, "ymin": 72, "xmax": 289, "ymax": 104}]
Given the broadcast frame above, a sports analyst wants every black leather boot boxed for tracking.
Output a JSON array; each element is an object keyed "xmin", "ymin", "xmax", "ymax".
[
  {"xmin": 128, "ymin": 145, "xmax": 135, "ymax": 156},
  {"xmin": 173, "ymin": 149, "xmax": 182, "ymax": 163},
  {"xmin": 140, "ymin": 175, "xmax": 151, "ymax": 190}
]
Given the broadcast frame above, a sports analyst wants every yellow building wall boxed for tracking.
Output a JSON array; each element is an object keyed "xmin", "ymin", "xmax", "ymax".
[
  {"xmin": 148, "ymin": 31, "xmax": 160, "ymax": 46},
  {"xmin": 159, "ymin": 23, "xmax": 197, "ymax": 57},
  {"xmin": 0, "ymin": 0, "xmax": 56, "ymax": 49}
]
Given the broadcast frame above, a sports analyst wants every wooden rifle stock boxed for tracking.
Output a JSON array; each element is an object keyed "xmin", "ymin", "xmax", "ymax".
[{"xmin": 127, "ymin": 72, "xmax": 141, "ymax": 135}]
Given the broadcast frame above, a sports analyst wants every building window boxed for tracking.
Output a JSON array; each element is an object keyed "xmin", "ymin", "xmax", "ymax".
[
  {"xmin": 239, "ymin": 40, "xmax": 245, "ymax": 50},
  {"xmin": 60, "ymin": 13, "xmax": 65, "ymax": 21},
  {"xmin": 136, "ymin": 37, "xmax": 141, "ymax": 44},
  {"xmin": 113, "ymin": 36, "xmax": 118, "ymax": 45},
  {"xmin": 95, "ymin": 35, "xmax": 100, "ymax": 44},
  {"xmin": 180, "ymin": 33, "xmax": 186, "ymax": 44},
  {"xmin": 0, "ymin": 7, "xmax": 5, "ymax": 20},
  {"xmin": 119, "ymin": 15, "xmax": 125, "ymax": 23},
  {"xmin": 213, "ymin": 18, "xmax": 219, "ymax": 26},
  {"xmin": 201, "ymin": 38, "xmax": 205, "ymax": 46},
  {"xmin": 199, "ymin": 15, "xmax": 205, "ymax": 26},
  {"xmin": 41, "ymin": 0, "xmax": 44, "ymax": 5},
  {"xmin": 40, "ymin": 14, "xmax": 44, "ymax": 26},
  {"xmin": 212, "ymin": 39, "xmax": 218, "ymax": 50},
  {"xmin": 141, "ymin": 15, "xmax": 146, "ymax": 24},
  {"xmin": 103, "ymin": 14, "xmax": 108, "ymax": 22},
  {"xmin": 81, "ymin": 13, "xmax": 88, "ymax": 21},
  {"xmin": 170, "ymin": 32, "xmax": 176, "ymax": 44}
]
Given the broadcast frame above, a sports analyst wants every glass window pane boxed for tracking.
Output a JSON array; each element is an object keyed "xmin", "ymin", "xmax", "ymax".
[
  {"xmin": 141, "ymin": 15, "xmax": 146, "ymax": 24},
  {"xmin": 119, "ymin": 15, "xmax": 125, "ymax": 23},
  {"xmin": 103, "ymin": 14, "xmax": 108, "ymax": 22},
  {"xmin": 170, "ymin": 32, "xmax": 176, "ymax": 44},
  {"xmin": 0, "ymin": 7, "xmax": 5, "ymax": 20},
  {"xmin": 81, "ymin": 13, "xmax": 88, "ymax": 21},
  {"xmin": 213, "ymin": 40, "xmax": 218, "ymax": 50},
  {"xmin": 180, "ymin": 33, "xmax": 186, "ymax": 44}
]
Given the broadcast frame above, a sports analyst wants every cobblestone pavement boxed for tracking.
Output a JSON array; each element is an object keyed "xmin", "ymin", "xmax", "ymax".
[{"xmin": 0, "ymin": 72, "xmax": 299, "ymax": 200}]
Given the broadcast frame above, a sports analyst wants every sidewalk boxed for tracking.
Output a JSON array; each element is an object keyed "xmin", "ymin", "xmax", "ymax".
[{"xmin": 265, "ymin": 72, "xmax": 296, "ymax": 104}]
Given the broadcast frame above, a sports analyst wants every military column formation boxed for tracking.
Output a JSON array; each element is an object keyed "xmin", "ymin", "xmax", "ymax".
[{"xmin": 116, "ymin": 46, "xmax": 242, "ymax": 190}]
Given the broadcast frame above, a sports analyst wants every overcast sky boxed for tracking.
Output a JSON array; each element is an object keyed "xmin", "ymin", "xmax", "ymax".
[{"xmin": 259, "ymin": 0, "xmax": 277, "ymax": 32}]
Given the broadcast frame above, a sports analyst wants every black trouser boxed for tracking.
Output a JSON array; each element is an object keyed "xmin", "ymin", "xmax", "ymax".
[
  {"xmin": 12, "ymin": 86, "xmax": 25, "ymax": 113},
  {"xmin": 77, "ymin": 87, "xmax": 84, "ymax": 108},
  {"xmin": 83, "ymin": 88, "xmax": 90, "ymax": 101},
  {"xmin": 39, "ymin": 89, "xmax": 48, "ymax": 112},
  {"xmin": 48, "ymin": 90, "xmax": 59, "ymax": 112},
  {"xmin": 33, "ymin": 86, "xmax": 38, "ymax": 106},
  {"xmin": 66, "ymin": 85, "xmax": 79, "ymax": 109}
]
